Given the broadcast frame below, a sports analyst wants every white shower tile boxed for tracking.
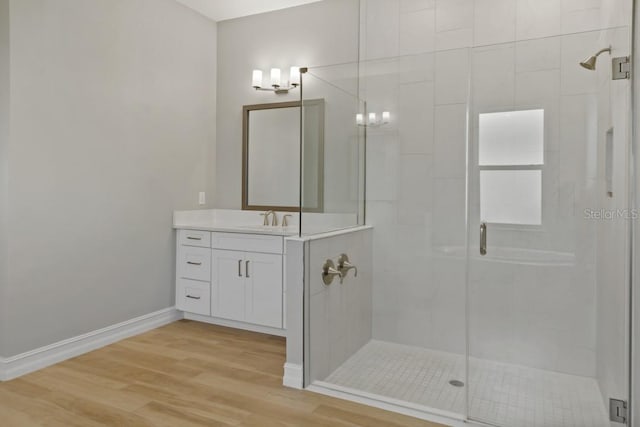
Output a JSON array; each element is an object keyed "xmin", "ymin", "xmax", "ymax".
[
  {"xmin": 400, "ymin": 0, "xmax": 435, "ymax": 12},
  {"xmin": 435, "ymin": 48, "xmax": 469, "ymax": 105},
  {"xmin": 363, "ymin": 0, "xmax": 400, "ymax": 61},
  {"xmin": 395, "ymin": 307, "xmax": 434, "ymax": 347},
  {"xmin": 430, "ymin": 258, "xmax": 466, "ymax": 353},
  {"xmin": 472, "ymin": 45, "xmax": 515, "ymax": 110},
  {"xmin": 398, "ymin": 81, "xmax": 434, "ymax": 154},
  {"xmin": 599, "ymin": 0, "xmax": 633, "ymax": 28},
  {"xmin": 326, "ymin": 233, "xmax": 348, "ymax": 259},
  {"xmin": 398, "ymin": 53, "xmax": 434, "ymax": 84},
  {"xmin": 559, "ymin": 93, "xmax": 598, "ymax": 183},
  {"xmin": 434, "ymin": 104, "xmax": 467, "ymax": 178},
  {"xmin": 562, "ymin": 0, "xmax": 599, "ymax": 11},
  {"xmin": 366, "ymin": 133, "xmax": 399, "ymax": 201},
  {"xmin": 515, "ymin": 37, "xmax": 561, "ymax": 73},
  {"xmin": 436, "ymin": 28, "xmax": 473, "ymax": 51},
  {"xmin": 397, "ymin": 154, "xmax": 433, "ymax": 225},
  {"xmin": 510, "ymin": 322, "xmax": 561, "ymax": 372},
  {"xmin": 561, "ymin": 7, "xmax": 601, "ymax": 34},
  {"xmin": 399, "ymin": 8, "xmax": 436, "ymax": 56},
  {"xmin": 516, "ymin": 0, "xmax": 561, "ymax": 41},
  {"xmin": 555, "ymin": 346, "xmax": 596, "ymax": 377},
  {"xmin": 328, "ymin": 281, "xmax": 348, "ymax": 368},
  {"xmin": 435, "ymin": 0, "xmax": 473, "ymax": 33},
  {"xmin": 432, "ymin": 178, "xmax": 466, "ymax": 247},
  {"xmin": 372, "ymin": 311, "xmax": 399, "ymax": 343},
  {"xmin": 324, "ymin": 341, "xmax": 609, "ymax": 427},
  {"xmin": 473, "ymin": 0, "xmax": 516, "ymax": 46},
  {"xmin": 309, "ymin": 292, "xmax": 329, "ymax": 381},
  {"xmin": 360, "ymin": 72, "xmax": 399, "ymax": 114},
  {"xmin": 514, "ymin": 71, "xmax": 560, "ymax": 143},
  {"xmin": 309, "ymin": 238, "xmax": 330, "ymax": 296}
]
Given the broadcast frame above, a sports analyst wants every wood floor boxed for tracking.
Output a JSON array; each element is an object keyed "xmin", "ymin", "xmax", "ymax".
[{"xmin": 0, "ymin": 320, "xmax": 446, "ymax": 427}]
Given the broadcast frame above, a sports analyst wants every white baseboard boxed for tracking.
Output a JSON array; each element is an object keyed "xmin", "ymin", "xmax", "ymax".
[
  {"xmin": 0, "ymin": 307, "xmax": 182, "ymax": 381},
  {"xmin": 283, "ymin": 362, "xmax": 303, "ymax": 389},
  {"xmin": 183, "ymin": 312, "xmax": 286, "ymax": 337}
]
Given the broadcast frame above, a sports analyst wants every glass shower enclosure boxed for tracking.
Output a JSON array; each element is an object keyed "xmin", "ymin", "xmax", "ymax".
[
  {"xmin": 299, "ymin": 7, "xmax": 633, "ymax": 426},
  {"xmin": 297, "ymin": 64, "xmax": 366, "ymax": 236}
]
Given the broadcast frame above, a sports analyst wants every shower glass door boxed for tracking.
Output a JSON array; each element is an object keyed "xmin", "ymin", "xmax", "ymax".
[{"xmin": 465, "ymin": 28, "xmax": 631, "ymax": 427}]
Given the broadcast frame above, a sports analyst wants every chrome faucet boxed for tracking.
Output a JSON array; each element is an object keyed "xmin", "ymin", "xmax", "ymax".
[{"xmin": 282, "ymin": 214, "xmax": 293, "ymax": 227}]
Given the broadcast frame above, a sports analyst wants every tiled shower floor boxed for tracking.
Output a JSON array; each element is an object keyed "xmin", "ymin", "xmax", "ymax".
[{"xmin": 324, "ymin": 341, "xmax": 609, "ymax": 427}]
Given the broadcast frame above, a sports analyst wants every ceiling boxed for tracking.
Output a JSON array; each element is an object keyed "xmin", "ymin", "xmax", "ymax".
[{"xmin": 174, "ymin": 0, "xmax": 323, "ymax": 22}]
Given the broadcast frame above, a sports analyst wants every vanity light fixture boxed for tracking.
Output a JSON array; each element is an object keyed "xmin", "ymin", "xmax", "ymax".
[
  {"xmin": 252, "ymin": 66, "xmax": 301, "ymax": 94},
  {"xmin": 356, "ymin": 111, "xmax": 390, "ymax": 127}
]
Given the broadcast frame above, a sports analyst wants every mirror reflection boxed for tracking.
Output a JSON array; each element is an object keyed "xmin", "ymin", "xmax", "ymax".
[{"xmin": 242, "ymin": 99, "xmax": 324, "ymax": 212}]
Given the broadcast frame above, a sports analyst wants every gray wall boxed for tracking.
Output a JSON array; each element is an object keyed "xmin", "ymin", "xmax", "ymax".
[
  {"xmin": 215, "ymin": 0, "xmax": 359, "ymax": 209},
  {"xmin": 2, "ymin": 0, "xmax": 217, "ymax": 357},
  {"xmin": 0, "ymin": 0, "xmax": 9, "ymax": 357}
]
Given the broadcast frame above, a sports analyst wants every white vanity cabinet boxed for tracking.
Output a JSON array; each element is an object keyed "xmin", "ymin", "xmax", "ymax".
[
  {"xmin": 211, "ymin": 250, "xmax": 282, "ymax": 328},
  {"xmin": 175, "ymin": 229, "xmax": 285, "ymax": 335}
]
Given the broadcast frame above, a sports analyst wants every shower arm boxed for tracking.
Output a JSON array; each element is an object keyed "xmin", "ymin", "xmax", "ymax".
[{"xmin": 594, "ymin": 47, "xmax": 612, "ymax": 58}]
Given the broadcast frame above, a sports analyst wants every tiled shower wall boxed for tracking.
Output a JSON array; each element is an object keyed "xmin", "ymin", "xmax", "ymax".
[
  {"xmin": 307, "ymin": 228, "xmax": 373, "ymax": 383},
  {"xmin": 361, "ymin": 0, "xmax": 632, "ymax": 377}
]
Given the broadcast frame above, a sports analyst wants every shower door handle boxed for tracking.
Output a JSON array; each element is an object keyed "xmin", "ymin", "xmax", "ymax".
[{"xmin": 480, "ymin": 222, "xmax": 487, "ymax": 256}]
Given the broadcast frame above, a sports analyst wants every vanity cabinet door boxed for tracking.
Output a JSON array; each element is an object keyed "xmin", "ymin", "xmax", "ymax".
[
  {"xmin": 211, "ymin": 249, "xmax": 245, "ymax": 322},
  {"xmin": 245, "ymin": 252, "xmax": 283, "ymax": 328}
]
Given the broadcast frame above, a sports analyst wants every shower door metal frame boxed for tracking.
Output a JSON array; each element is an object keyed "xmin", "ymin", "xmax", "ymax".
[{"xmin": 629, "ymin": 1, "xmax": 638, "ymax": 426}]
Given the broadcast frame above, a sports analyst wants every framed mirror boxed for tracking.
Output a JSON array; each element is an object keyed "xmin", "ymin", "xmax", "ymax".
[{"xmin": 242, "ymin": 99, "xmax": 324, "ymax": 212}]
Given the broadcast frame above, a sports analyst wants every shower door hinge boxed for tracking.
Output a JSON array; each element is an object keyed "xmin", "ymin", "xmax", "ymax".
[
  {"xmin": 612, "ymin": 56, "xmax": 631, "ymax": 80},
  {"xmin": 610, "ymin": 398, "xmax": 628, "ymax": 424}
]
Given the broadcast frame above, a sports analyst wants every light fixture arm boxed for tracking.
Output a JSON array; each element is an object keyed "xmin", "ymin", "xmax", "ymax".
[{"xmin": 253, "ymin": 84, "xmax": 299, "ymax": 95}]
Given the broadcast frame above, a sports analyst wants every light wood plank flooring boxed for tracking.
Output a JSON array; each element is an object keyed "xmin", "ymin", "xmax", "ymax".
[{"xmin": 0, "ymin": 320, "xmax": 447, "ymax": 427}]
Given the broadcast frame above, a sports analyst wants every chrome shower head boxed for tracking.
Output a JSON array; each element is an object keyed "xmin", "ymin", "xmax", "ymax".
[{"xmin": 579, "ymin": 47, "xmax": 611, "ymax": 70}]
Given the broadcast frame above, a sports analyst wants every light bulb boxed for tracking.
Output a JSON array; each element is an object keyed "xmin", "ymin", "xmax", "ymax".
[
  {"xmin": 290, "ymin": 66, "xmax": 300, "ymax": 86},
  {"xmin": 252, "ymin": 70, "xmax": 263, "ymax": 88},
  {"xmin": 368, "ymin": 112, "xmax": 376, "ymax": 124},
  {"xmin": 382, "ymin": 111, "xmax": 390, "ymax": 123},
  {"xmin": 270, "ymin": 68, "xmax": 281, "ymax": 87},
  {"xmin": 356, "ymin": 114, "xmax": 364, "ymax": 125}
]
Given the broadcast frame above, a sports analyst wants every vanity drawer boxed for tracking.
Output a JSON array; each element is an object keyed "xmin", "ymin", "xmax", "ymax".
[
  {"xmin": 177, "ymin": 245, "xmax": 211, "ymax": 282},
  {"xmin": 178, "ymin": 229, "xmax": 211, "ymax": 248},
  {"xmin": 176, "ymin": 279, "xmax": 210, "ymax": 315},
  {"xmin": 212, "ymin": 232, "xmax": 283, "ymax": 254}
]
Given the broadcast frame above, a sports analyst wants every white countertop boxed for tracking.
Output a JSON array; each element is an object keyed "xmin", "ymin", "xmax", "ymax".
[
  {"xmin": 175, "ymin": 223, "xmax": 299, "ymax": 236},
  {"xmin": 173, "ymin": 209, "xmax": 365, "ymax": 237},
  {"xmin": 173, "ymin": 209, "xmax": 298, "ymax": 236}
]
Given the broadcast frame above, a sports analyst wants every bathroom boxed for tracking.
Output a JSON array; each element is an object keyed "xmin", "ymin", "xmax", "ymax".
[{"xmin": 0, "ymin": 1, "xmax": 639, "ymax": 426}]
